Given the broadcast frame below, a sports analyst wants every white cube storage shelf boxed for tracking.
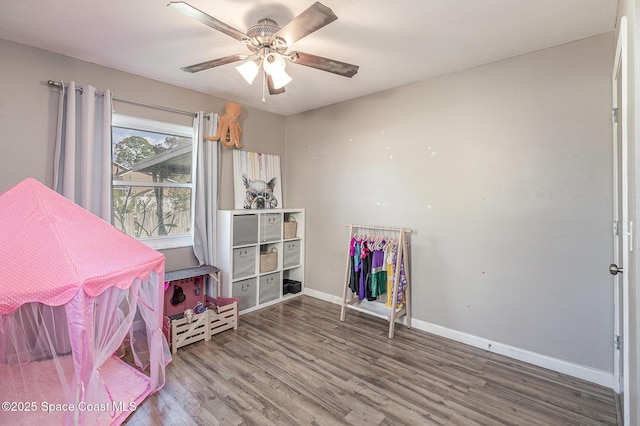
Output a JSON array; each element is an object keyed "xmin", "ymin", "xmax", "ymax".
[{"xmin": 217, "ymin": 209, "xmax": 305, "ymax": 314}]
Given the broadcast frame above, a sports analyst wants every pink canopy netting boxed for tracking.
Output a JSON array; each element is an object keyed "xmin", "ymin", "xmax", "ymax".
[{"xmin": 0, "ymin": 178, "xmax": 172, "ymax": 425}]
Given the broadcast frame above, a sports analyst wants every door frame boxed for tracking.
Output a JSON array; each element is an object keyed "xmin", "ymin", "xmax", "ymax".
[{"xmin": 612, "ymin": 15, "xmax": 630, "ymax": 424}]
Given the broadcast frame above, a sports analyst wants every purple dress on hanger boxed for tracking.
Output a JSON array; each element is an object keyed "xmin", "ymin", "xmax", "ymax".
[
  {"xmin": 359, "ymin": 240, "xmax": 371, "ymax": 300},
  {"xmin": 370, "ymin": 247, "xmax": 387, "ymax": 298},
  {"xmin": 349, "ymin": 237, "xmax": 360, "ymax": 294}
]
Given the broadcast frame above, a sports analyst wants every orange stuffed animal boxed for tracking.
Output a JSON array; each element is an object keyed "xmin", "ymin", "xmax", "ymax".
[{"xmin": 204, "ymin": 102, "xmax": 243, "ymax": 148}]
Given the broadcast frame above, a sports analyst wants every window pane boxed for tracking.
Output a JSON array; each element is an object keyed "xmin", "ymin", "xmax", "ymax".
[
  {"xmin": 112, "ymin": 185, "xmax": 192, "ymax": 239},
  {"xmin": 111, "ymin": 116, "xmax": 195, "ymax": 247},
  {"xmin": 112, "ymin": 128, "xmax": 192, "ymax": 184}
]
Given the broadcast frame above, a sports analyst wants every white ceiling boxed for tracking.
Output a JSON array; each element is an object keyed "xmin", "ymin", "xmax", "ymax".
[{"xmin": 0, "ymin": 0, "xmax": 618, "ymax": 116}]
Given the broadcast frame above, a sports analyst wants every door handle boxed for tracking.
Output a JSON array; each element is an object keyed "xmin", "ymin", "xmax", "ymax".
[{"xmin": 609, "ymin": 264, "xmax": 623, "ymax": 275}]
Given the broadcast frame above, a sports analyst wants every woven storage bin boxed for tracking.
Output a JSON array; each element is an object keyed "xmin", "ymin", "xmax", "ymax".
[
  {"xmin": 260, "ymin": 248, "xmax": 278, "ymax": 273},
  {"xmin": 283, "ymin": 217, "xmax": 298, "ymax": 239}
]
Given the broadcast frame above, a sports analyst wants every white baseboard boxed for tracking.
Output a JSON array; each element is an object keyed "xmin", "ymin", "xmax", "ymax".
[
  {"xmin": 304, "ymin": 287, "xmax": 343, "ymax": 304},
  {"xmin": 303, "ymin": 288, "xmax": 614, "ymax": 389}
]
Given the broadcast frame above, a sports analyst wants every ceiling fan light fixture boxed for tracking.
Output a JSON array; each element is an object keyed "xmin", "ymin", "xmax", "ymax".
[
  {"xmin": 263, "ymin": 52, "xmax": 286, "ymax": 74},
  {"xmin": 236, "ymin": 59, "xmax": 260, "ymax": 84},
  {"xmin": 263, "ymin": 52, "xmax": 292, "ymax": 89},
  {"xmin": 270, "ymin": 69, "xmax": 292, "ymax": 89}
]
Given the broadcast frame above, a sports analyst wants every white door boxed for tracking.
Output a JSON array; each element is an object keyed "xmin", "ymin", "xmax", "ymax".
[{"xmin": 611, "ymin": 16, "xmax": 630, "ymax": 425}]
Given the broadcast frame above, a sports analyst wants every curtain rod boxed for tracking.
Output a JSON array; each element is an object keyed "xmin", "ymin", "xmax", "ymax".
[{"xmin": 47, "ymin": 80, "xmax": 196, "ymax": 117}]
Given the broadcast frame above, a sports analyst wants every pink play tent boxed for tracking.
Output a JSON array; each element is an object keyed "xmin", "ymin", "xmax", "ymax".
[{"xmin": 0, "ymin": 178, "xmax": 172, "ymax": 425}]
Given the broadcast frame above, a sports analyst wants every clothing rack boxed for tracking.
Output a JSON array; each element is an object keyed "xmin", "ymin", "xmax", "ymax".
[{"xmin": 340, "ymin": 224, "xmax": 411, "ymax": 339}]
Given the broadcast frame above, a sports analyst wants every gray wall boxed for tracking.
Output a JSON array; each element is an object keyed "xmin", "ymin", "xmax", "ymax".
[
  {"xmin": 0, "ymin": 38, "xmax": 285, "ymax": 271},
  {"xmin": 285, "ymin": 34, "xmax": 615, "ymax": 373}
]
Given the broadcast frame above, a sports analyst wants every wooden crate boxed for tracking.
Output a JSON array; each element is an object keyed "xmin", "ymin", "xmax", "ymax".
[
  {"xmin": 171, "ymin": 311, "xmax": 209, "ymax": 354},
  {"xmin": 209, "ymin": 299, "xmax": 238, "ymax": 337},
  {"xmin": 169, "ymin": 296, "xmax": 239, "ymax": 353}
]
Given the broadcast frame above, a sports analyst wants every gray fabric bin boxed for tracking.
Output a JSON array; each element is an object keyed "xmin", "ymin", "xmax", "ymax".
[
  {"xmin": 260, "ymin": 213, "xmax": 281, "ymax": 242},
  {"xmin": 259, "ymin": 272, "xmax": 280, "ymax": 304},
  {"xmin": 232, "ymin": 278, "xmax": 257, "ymax": 311},
  {"xmin": 233, "ymin": 214, "xmax": 258, "ymax": 246},
  {"xmin": 232, "ymin": 247, "xmax": 256, "ymax": 278},
  {"xmin": 283, "ymin": 241, "xmax": 301, "ymax": 268}
]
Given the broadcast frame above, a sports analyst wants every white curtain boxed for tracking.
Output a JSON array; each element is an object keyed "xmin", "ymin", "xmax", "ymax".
[
  {"xmin": 53, "ymin": 81, "xmax": 112, "ymax": 221},
  {"xmin": 193, "ymin": 112, "xmax": 219, "ymax": 270}
]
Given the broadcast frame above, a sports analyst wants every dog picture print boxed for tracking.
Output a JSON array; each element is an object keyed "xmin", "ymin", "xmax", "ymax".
[
  {"xmin": 242, "ymin": 175, "xmax": 278, "ymax": 209},
  {"xmin": 233, "ymin": 150, "xmax": 282, "ymax": 210}
]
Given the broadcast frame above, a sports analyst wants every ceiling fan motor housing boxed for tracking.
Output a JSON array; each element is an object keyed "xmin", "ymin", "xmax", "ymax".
[{"xmin": 246, "ymin": 18, "xmax": 284, "ymax": 51}]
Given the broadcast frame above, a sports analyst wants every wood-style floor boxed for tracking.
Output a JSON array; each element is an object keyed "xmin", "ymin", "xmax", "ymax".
[{"xmin": 125, "ymin": 296, "xmax": 618, "ymax": 425}]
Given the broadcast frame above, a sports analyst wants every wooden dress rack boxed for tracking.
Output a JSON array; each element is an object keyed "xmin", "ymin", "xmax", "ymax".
[{"xmin": 340, "ymin": 224, "xmax": 411, "ymax": 338}]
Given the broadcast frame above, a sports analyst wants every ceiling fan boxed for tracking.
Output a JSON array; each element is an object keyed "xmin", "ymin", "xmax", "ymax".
[{"xmin": 168, "ymin": 1, "xmax": 359, "ymax": 95}]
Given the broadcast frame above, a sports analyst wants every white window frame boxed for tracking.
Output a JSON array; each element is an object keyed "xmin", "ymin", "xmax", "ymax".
[{"xmin": 112, "ymin": 113, "xmax": 196, "ymax": 250}]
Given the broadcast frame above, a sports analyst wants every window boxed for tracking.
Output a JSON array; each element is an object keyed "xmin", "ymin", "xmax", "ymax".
[{"xmin": 111, "ymin": 114, "xmax": 195, "ymax": 249}]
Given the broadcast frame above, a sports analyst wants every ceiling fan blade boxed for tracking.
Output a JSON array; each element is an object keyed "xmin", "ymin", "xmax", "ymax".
[
  {"xmin": 168, "ymin": 1, "xmax": 248, "ymax": 42},
  {"xmin": 267, "ymin": 74, "xmax": 286, "ymax": 95},
  {"xmin": 289, "ymin": 51, "xmax": 359, "ymax": 78},
  {"xmin": 181, "ymin": 54, "xmax": 246, "ymax": 73},
  {"xmin": 272, "ymin": 2, "xmax": 337, "ymax": 48}
]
